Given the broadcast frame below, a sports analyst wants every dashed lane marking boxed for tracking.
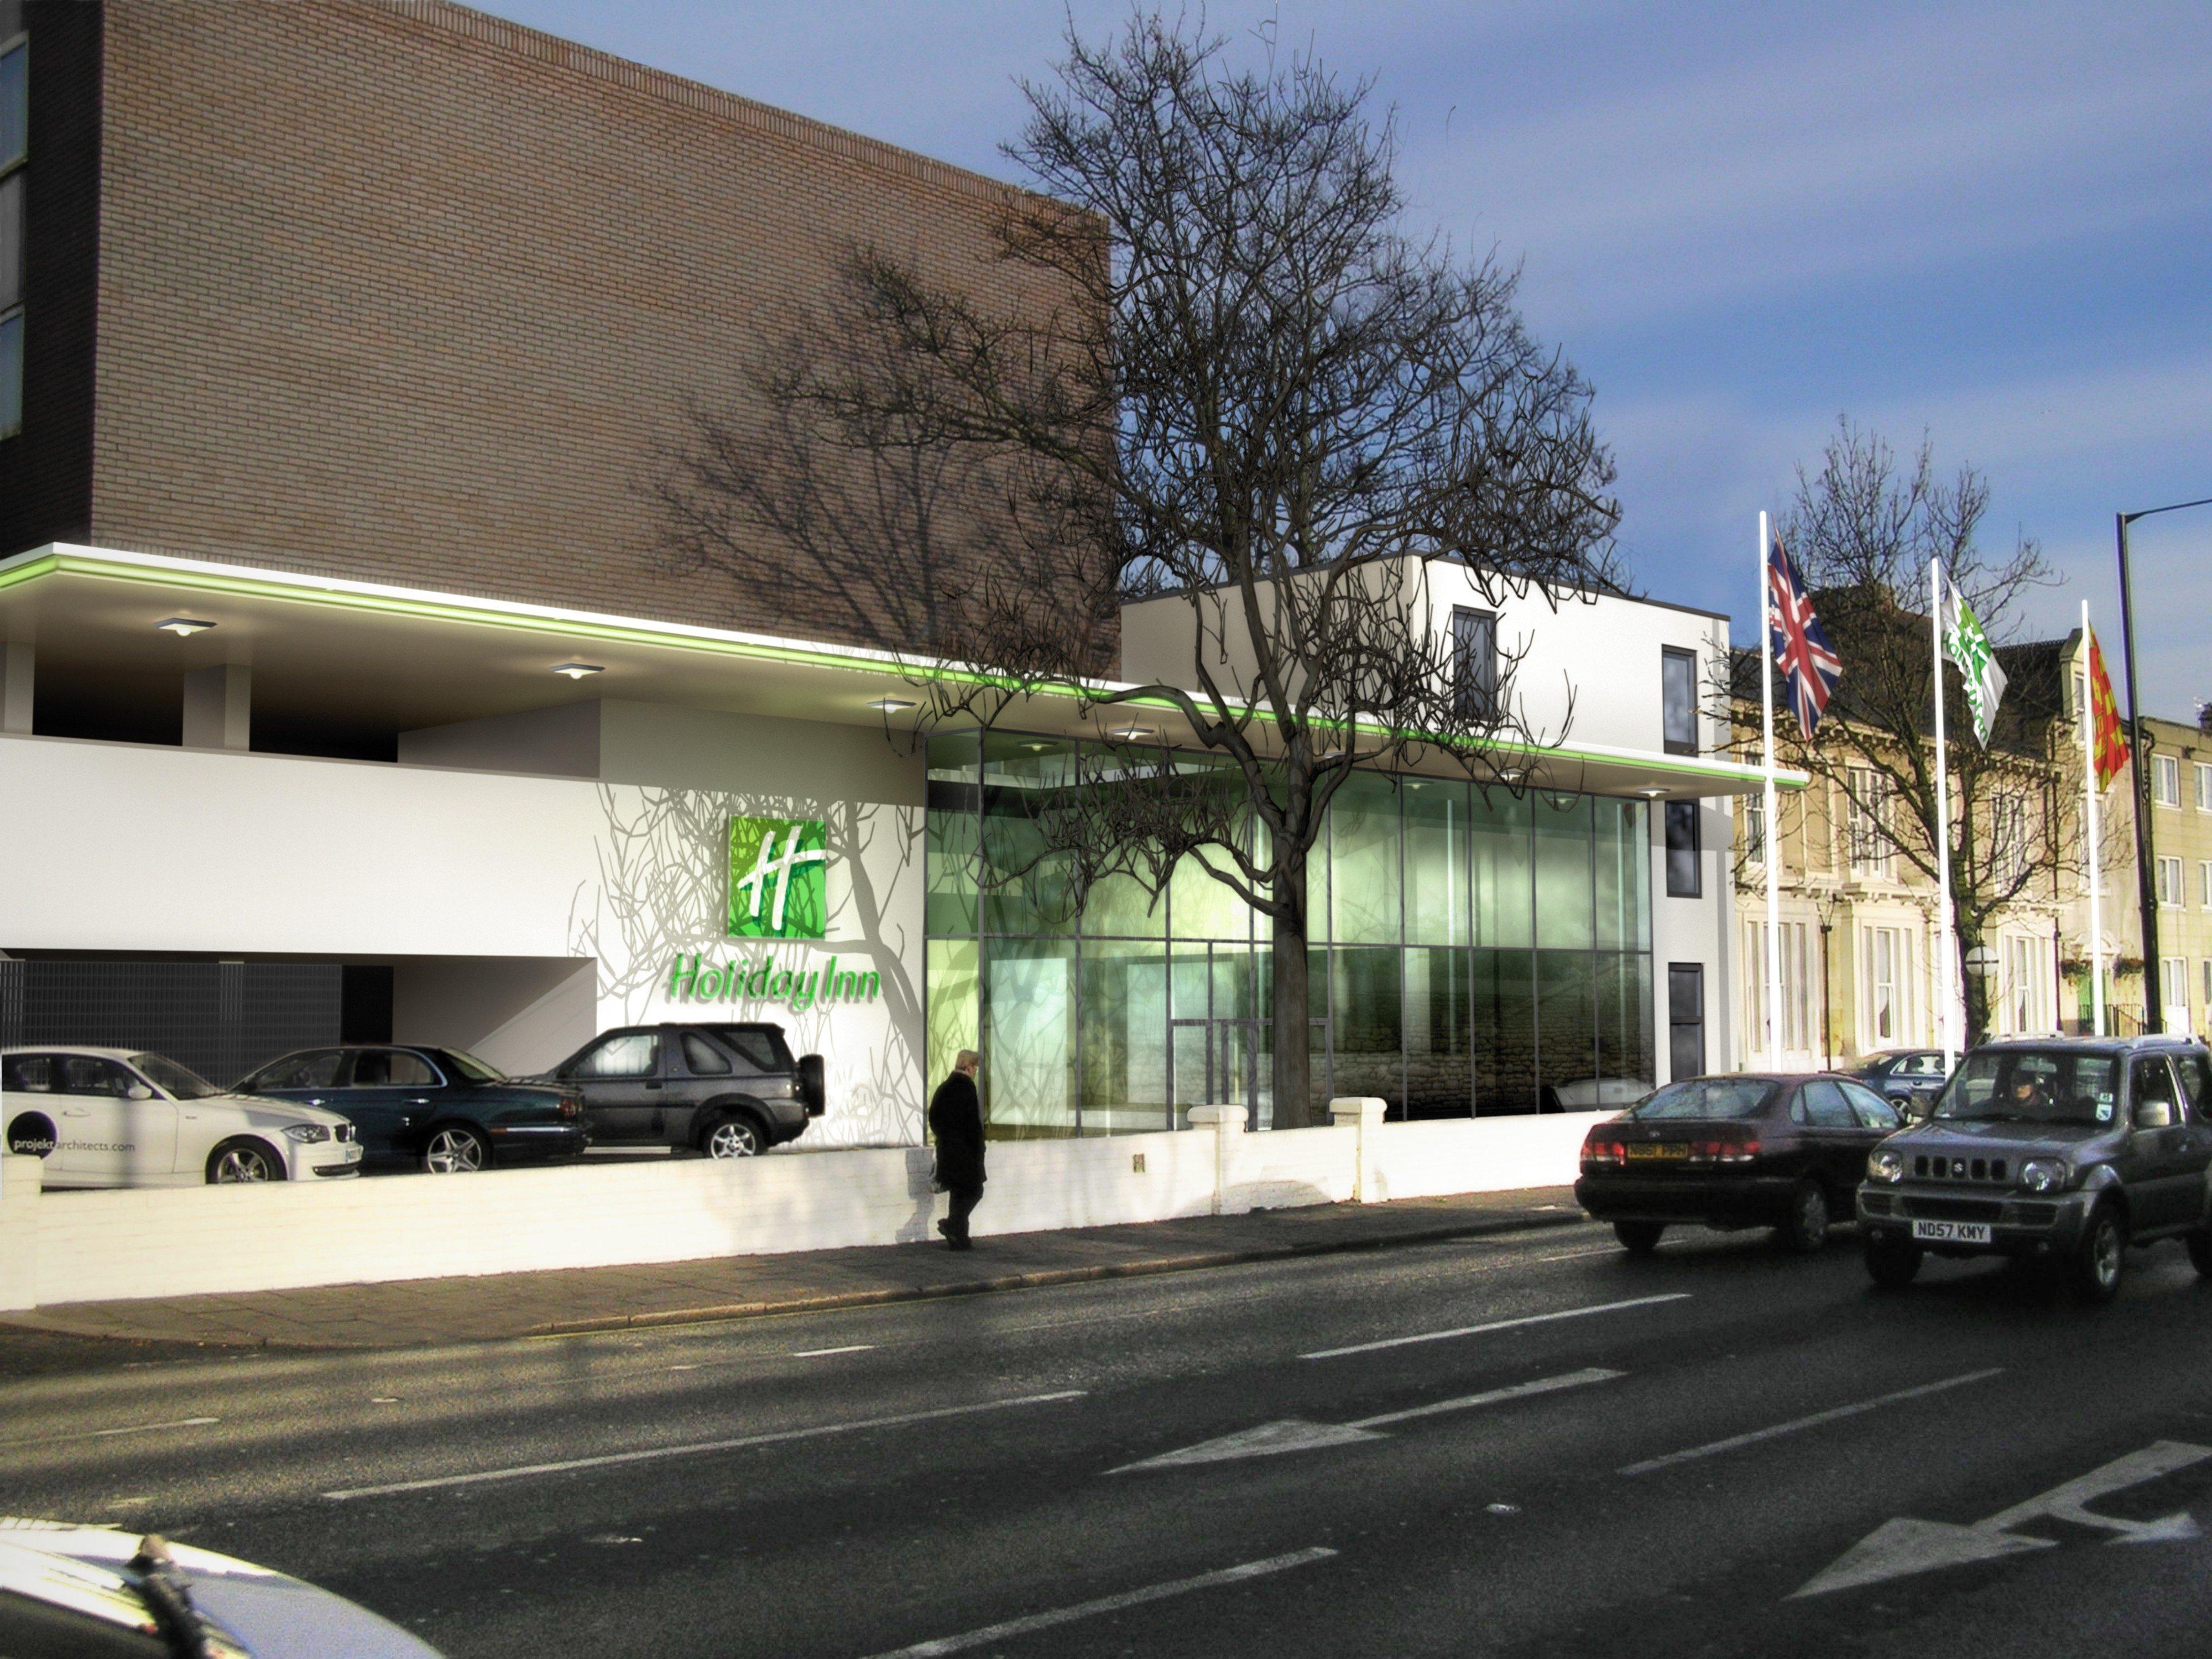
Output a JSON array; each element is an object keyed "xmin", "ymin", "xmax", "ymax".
[
  {"xmin": 857, "ymin": 1546, "xmax": 1338, "ymax": 1657},
  {"xmin": 1619, "ymin": 1368, "xmax": 2005, "ymax": 1476},
  {"xmin": 1300, "ymin": 1293, "xmax": 1691, "ymax": 1360},
  {"xmin": 791, "ymin": 1345, "xmax": 875, "ymax": 1358},
  {"xmin": 0, "ymin": 1416, "xmax": 220, "ymax": 1449},
  {"xmin": 321, "ymin": 1390, "xmax": 1086, "ymax": 1501}
]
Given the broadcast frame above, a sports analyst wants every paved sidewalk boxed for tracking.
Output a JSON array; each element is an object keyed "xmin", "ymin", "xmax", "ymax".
[{"xmin": 2, "ymin": 1187, "xmax": 1587, "ymax": 1351}]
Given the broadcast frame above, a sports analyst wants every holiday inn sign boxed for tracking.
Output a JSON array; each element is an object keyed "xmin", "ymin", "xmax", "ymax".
[{"xmin": 728, "ymin": 815, "xmax": 828, "ymax": 940}]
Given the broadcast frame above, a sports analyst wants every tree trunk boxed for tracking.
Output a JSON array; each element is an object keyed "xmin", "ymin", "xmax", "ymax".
[
  {"xmin": 1957, "ymin": 920, "xmax": 1990, "ymax": 1048},
  {"xmin": 1270, "ymin": 857, "xmax": 1313, "ymax": 1129}
]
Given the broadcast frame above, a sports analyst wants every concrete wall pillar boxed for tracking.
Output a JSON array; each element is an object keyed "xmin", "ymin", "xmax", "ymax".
[
  {"xmin": 182, "ymin": 663, "xmax": 252, "ymax": 750},
  {"xmin": 1185, "ymin": 1103, "xmax": 1246, "ymax": 1215},
  {"xmin": 1329, "ymin": 1096, "xmax": 1389, "ymax": 1202},
  {"xmin": 0, "ymin": 1152, "xmax": 39, "ymax": 1311},
  {"xmin": 1, "ymin": 641, "xmax": 32, "ymax": 734}
]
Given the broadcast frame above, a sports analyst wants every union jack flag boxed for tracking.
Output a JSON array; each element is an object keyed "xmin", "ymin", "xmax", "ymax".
[{"xmin": 1767, "ymin": 536, "xmax": 1842, "ymax": 740}]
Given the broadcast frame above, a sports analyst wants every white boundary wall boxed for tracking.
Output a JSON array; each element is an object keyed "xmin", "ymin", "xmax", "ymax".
[{"xmin": 0, "ymin": 1110, "xmax": 1605, "ymax": 1310}]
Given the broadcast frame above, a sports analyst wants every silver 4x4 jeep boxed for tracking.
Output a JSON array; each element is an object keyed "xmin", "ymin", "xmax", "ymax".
[{"xmin": 1857, "ymin": 1035, "xmax": 2212, "ymax": 1303}]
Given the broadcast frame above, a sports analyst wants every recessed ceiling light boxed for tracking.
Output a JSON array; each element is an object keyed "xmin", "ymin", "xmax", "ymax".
[
  {"xmin": 551, "ymin": 662, "xmax": 604, "ymax": 680},
  {"xmin": 155, "ymin": 617, "xmax": 216, "ymax": 637},
  {"xmin": 866, "ymin": 697, "xmax": 917, "ymax": 713},
  {"xmin": 1108, "ymin": 726, "xmax": 1155, "ymax": 742},
  {"xmin": 1637, "ymin": 786, "xmax": 1668, "ymax": 800}
]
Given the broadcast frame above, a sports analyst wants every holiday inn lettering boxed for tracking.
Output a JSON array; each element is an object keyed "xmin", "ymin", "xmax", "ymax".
[{"xmin": 667, "ymin": 953, "xmax": 881, "ymax": 1011}]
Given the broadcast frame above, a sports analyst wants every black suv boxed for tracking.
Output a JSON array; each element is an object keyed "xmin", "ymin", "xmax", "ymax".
[
  {"xmin": 1857, "ymin": 1035, "xmax": 2212, "ymax": 1302},
  {"xmin": 541, "ymin": 1024, "xmax": 824, "ymax": 1157}
]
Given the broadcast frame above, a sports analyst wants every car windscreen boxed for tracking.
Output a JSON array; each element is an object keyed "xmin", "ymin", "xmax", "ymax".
[
  {"xmin": 1933, "ymin": 1050, "xmax": 2119, "ymax": 1126},
  {"xmin": 131, "ymin": 1053, "xmax": 221, "ymax": 1100},
  {"xmin": 441, "ymin": 1049, "xmax": 507, "ymax": 1083},
  {"xmin": 1631, "ymin": 1079, "xmax": 1776, "ymax": 1120}
]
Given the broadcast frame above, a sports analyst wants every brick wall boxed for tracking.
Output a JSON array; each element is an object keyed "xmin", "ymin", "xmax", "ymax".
[
  {"xmin": 0, "ymin": 0, "xmax": 102, "ymax": 555},
  {"xmin": 77, "ymin": 0, "xmax": 1103, "ymax": 656}
]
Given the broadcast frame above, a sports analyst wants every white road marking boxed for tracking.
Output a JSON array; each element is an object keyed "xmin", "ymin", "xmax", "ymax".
[
  {"xmin": 857, "ymin": 1546, "xmax": 1338, "ymax": 1657},
  {"xmin": 1793, "ymin": 1440, "xmax": 2212, "ymax": 1598},
  {"xmin": 790, "ymin": 1345, "xmax": 874, "ymax": 1358},
  {"xmin": 1300, "ymin": 1293, "xmax": 1689, "ymax": 1359},
  {"xmin": 1620, "ymin": 1368, "xmax": 2004, "ymax": 1476},
  {"xmin": 0, "ymin": 1416, "xmax": 220, "ymax": 1449},
  {"xmin": 1114, "ymin": 1368, "xmax": 1622, "ymax": 1472},
  {"xmin": 1349, "ymin": 1366, "xmax": 1624, "ymax": 1429},
  {"xmin": 321, "ymin": 1390, "xmax": 1086, "ymax": 1501},
  {"xmin": 1531, "ymin": 1246, "xmax": 1620, "ymax": 1264}
]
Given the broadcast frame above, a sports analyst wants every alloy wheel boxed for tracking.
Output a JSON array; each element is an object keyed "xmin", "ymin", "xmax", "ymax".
[
  {"xmin": 706, "ymin": 1119, "xmax": 762, "ymax": 1159},
  {"xmin": 212, "ymin": 1146, "xmax": 274, "ymax": 1183},
  {"xmin": 424, "ymin": 1128, "xmax": 487, "ymax": 1173}
]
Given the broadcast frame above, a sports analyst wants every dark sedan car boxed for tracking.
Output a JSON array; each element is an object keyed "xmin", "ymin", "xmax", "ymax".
[
  {"xmin": 1851, "ymin": 1048, "xmax": 1952, "ymax": 1118},
  {"xmin": 237, "ymin": 1045, "xmax": 588, "ymax": 1173},
  {"xmin": 1577, "ymin": 1073, "xmax": 1907, "ymax": 1254}
]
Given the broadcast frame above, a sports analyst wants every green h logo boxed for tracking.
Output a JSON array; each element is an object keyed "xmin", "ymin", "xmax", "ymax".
[{"xmin": 728, "ymin": 816, "xmax": 828, "ymax": 939}]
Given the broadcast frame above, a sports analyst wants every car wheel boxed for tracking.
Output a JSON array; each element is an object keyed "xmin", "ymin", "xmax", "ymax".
[
  {"xmin": 1865, "ymin": 1238, "xmax": 1922, "ymax": 1288},
  {"xmin": 421, "ymin": 1124, "xmax": 491, "ymax": 1175},
  {"xmin": 702, "ymin": 1115, "xmax": 765, "ymax": 1159},
  {"xmin": 2069, "ymin": 1203, "xmax": 2127, "ymax": 1305},
  {"xmin": 206, "ymin": 1138, "xmax": 285, "ymax": 1185},
  {"xmin": 1613, "ymin": 1220, "xmax": 1664, "ymax": 1255},
  {"xmin": 2189, "ymin": 1230, "xmax": 2212, "ymax": 1279},
  {"xmin": 1778, "ymin": 1181, "xmax": 1831, "ymax": 1254}
]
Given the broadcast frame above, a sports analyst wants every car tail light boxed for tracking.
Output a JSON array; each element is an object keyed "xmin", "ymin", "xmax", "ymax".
[
  {"xmin": 1582, "ymin": 1133, "xmax": 1626, "ymax": 1167},
  {"xmin": 1715, "ymin": 1136, "xmax": 1760, "ymax": 1164},
  {"xmin": 560, "ymin": 1095, "xmax": 583, "ymax": 1118}
]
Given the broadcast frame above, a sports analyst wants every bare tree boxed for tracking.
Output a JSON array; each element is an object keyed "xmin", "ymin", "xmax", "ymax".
[
  {"xmin": 1736, "ymin": 419, "xmax": 2068, "ymax": 1045},
  {"xmin": 657, "ymin": 15, "xmax": 1620, "ymax": 1125}
]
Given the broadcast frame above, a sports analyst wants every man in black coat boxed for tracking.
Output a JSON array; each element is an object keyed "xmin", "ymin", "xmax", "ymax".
[{"xmin": 927, "ymin": 1049, "xmax": 985, "ymax": 1250}]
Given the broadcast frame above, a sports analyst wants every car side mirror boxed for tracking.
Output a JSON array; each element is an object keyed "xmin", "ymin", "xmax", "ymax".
[
  {"xmin": 2135, "ymin": 1099, "xmax": 2174, "ymax": 1130},
  {"xmin": 126, "ymin": 1084, "xmax": 155, "ymax": 1100}
]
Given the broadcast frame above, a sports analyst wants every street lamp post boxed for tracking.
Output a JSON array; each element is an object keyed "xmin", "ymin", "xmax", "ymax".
[{"xmin": 2115, "ymin": 495, "xmax": 2212, "ymax": 1034}]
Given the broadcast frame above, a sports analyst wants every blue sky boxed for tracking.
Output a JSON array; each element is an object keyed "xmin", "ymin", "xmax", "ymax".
[{"xmin": 487, "ymin": 1, "xmax": 2212, "ymax": 719}]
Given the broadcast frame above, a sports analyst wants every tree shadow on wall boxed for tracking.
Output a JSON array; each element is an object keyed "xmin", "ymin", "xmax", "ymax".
[{"xmin": 566, "ymin": 783, "xmax": 924, "ymax": 1146}]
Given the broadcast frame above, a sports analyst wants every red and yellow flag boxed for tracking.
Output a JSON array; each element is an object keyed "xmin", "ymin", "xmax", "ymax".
[{"xmin": 2086, "ymin": 626, "xmax": 2128, "ymax": 787}]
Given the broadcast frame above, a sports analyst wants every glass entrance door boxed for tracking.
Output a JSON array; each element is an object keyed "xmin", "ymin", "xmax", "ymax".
[{"xmin": 1170, "ymin": 1018, "xmax": 1270, "ymax": 1127}]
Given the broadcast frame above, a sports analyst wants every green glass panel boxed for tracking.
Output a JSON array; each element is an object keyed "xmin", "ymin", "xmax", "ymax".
[
  {"xmin": 1169, "ymin": 941, "xmax": 1214, "ymax": 1018},
  {"xmin": 1535, "ymin": 948, "xmax": 1597, "ymax": 1108},
  {"xmin": 1212, "ymin": 948, "xmax": 1256, "ymax": 1022},
  {"xmin": 1470, "ymin": 787, "xmax": 1534, "ymax": 948},
  {"xmin": 925, "ymin": 937, "xmax": 979, "ymax": 1088},
  {"xmin": 1404, "ymin": 778, "xmax": 1470, "ymax": 947},
  {"xmin": 1082, "ymin": 869, "xmax": 1167, "ymax": 938},
  {"xmin": 1079, "ymin": 941, "xmax": 1170, "ymax": 1135},
  {"xmin": 1472, "ymin": 948, "xmax": 1538, "ymax": 1115},
  {"xmin": 1329, "ymin": 946, "xmax": 1403, "ymax": 1114},
  {"xmin": 1328, "ymin": 771, "xmax": 1402, "ymax": 945},
  {"xmin": 1533, "ymin": 794, "xmax": 1594, "ymax": 950},
  {"xmin": 1168, "ymin": 846, "xmax": 1251, "ymax": 941},
  {"xmin": 980, "ymin": 937, "xmax": 1077, "ymax": 1135},
  {"xmin": 925, "ymin": 800, "xmax": 978, "ymax": 938},
  {"xmin": 1597, "ymin": 952, "xmax": 1655, "ymax": 1095},
  {"xmin": 1404, "ymin": 946, "xmax": 1472, "ymax": 1118},
  {"xmin": 1594, "ymin": 799, "xmax": 1651, "ymax": 950},
  {"xmin": 981, "ymin": 735, "xmax": 1077, "ymax": 936}
]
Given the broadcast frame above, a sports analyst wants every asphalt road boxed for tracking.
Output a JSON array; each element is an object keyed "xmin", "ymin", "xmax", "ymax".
[{"xmin": 7, "ymin": 1219, "xmax": 2212, "ymax": 1658}]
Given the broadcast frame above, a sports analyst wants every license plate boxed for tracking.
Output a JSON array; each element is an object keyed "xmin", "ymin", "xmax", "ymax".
[
  {"xmin": 1911, "ymin": 1219, "xmax": 1991, "ymax": 1244},
  {"xmin": 1625, "ymin": 1142, "xmax": 1688, "ymax": 1160},
  {"xmin": 342, "ymin": 1144, "xmax": 363, "ymax": 1162}
]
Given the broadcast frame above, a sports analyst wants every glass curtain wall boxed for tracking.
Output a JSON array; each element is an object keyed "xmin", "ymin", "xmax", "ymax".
[{"xmin": 924, "ymin": 732, "xmax": 1655, "ymax": 1134}]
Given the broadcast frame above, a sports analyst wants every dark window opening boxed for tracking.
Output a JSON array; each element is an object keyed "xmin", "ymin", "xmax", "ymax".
[
  {"xmin": 1662, "ymin": 647, "xmax": 1697, "ymax": 755},
  {"xmin": 1667, "ymin": 962, "xmax": 1704, "ymax": 1080},
  {"xmin": 1453, "ymin": 607, "xmax": 1498, "ymax": 722},
  {"xmin": 1665, "ymin": 801, "xmax": 1701, "ymax": 897}
]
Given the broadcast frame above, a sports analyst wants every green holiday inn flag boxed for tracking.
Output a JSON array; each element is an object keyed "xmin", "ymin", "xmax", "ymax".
[{"xmin": 1941, "ymin": 587, "xmax": 2008, "ymax": 747}]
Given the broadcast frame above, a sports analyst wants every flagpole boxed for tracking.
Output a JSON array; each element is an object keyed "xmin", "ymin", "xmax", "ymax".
[
  {"xmin": 1931, "ymin": 559, "xmax": 1957, "ymax": 1070},
  {"xmin": 1760, "ymin": 512, "xmax": 1783, "ymax": 1068},
  {"xmin": 2083, "ymin": 601, "xmax": 2105, "ymax": 1037}
]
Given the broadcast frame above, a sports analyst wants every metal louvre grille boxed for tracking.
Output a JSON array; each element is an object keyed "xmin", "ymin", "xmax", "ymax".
[
  {"xmin": 1912, "ymin": 1152, "xmax": 2010, "ymax": 1183},
  {"xmin": 0, "ymin": 959, "xmax": 341, "ymax": 1087}
]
